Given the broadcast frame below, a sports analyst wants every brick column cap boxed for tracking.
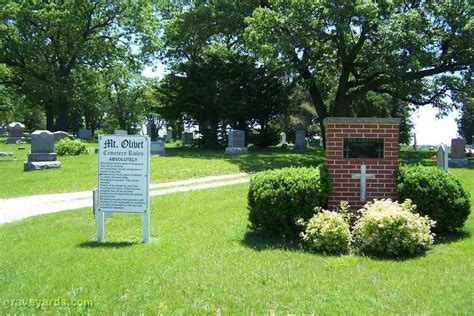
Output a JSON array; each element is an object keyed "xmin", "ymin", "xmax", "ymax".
[{"xmin": 323, "ymin": 117, "xmax": 401, "ymax": 126}]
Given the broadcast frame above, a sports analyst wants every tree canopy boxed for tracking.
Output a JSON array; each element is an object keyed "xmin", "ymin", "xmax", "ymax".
[
  {"xmin": 1, "ymin": 0, "xmax": 472, "ymax": 147},
  {"xmin": 245, "ymin": 0, "xmax": 473, "ymax": 134},
  {"xmin": 0, "ymin": 0, "xmax": 158, "ymax": 131}
]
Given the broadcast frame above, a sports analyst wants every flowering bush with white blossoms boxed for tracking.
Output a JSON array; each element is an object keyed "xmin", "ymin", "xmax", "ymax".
[
  {"xmin": 299, "ymin": 209, "xmax": 351, "ymax": 254},
  {"xmin": 353, "ymin": 199, "xmax": 435, "ymax": 257}
]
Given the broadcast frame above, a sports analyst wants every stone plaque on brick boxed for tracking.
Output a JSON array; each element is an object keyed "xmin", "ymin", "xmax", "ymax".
[
  {"xmin": 343, "ymin": 138, "xmax": 384, "ymax": 159},
  {"xmin": 324, "ymin": 117, "xmax": 401, "ymax": 210}
]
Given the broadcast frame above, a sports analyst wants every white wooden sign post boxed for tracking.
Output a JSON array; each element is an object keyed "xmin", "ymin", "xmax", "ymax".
[{"xmin": 97, "ymin": 135, "xmax": 150, "ymax": 243}]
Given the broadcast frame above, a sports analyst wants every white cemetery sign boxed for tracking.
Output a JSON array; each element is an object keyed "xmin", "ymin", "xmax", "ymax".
[
  {"xmin": 351, "ymin": 164, "xmax": 375, "ymax": 202},
  {"xmin": 97, "ymin": 135, "xmax": 150, "ymax": 243}
]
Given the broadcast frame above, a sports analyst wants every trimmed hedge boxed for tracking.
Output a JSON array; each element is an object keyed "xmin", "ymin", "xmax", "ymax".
[
  {"xmin": 397, "ymin": 165, "xmax": 470, "ymax": 233},
  {"xmin": 55, "ymin": 138, "xmax": 89, "ymax": 156},
  {"xmin": 248, "ymin": 165, "xmax": 332, "ymax": 237}
]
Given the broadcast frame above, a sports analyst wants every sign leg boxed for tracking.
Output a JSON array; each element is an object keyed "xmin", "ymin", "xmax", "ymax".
[
  {"xmin": 143, "ymin": 211, "xmax": 150, "ymax": 243},
  {"xmin": 97, "ymin": 210, "xmax": 104, "ymax": 242}
]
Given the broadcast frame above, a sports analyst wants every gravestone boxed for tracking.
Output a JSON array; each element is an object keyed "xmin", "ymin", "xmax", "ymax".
[
  {"xmin": 280, "ymin": 132, "xmax": 288, "ymax": 149},
  {"xmin": 437, "ymin": 144, "xmax": 449, "ymax": 172},
  {"xmin": 53, "ymin": 131, "xmax": 70, "ymax": 142},
  {"xmin": 5, "ymin": 122, "xmax": 25, "ymax": 144},
  {"xmin": 449, "ymin": 138, "xmax": 468, "ymax": 167},
  {"xmin": 24, "ymin": 130, "xmax": 61, "ymax": 171},
  {"xmin": 77, "ymin": 128, "xmax": 92, "ymax": 140},
  {"xmin": 311, "ymin": 136, "xmax": 323, "ymax": 147},
  {"xmin": 324, "ymin": 117, "xmax": 401, "ymax": 210},
  {"xmin": 0, "ymin": 126, "xmax": 7, "ymax": 135},
  {"xmin": 181, "ymin": 132, "xmax": 194, "ymax": 147},
  {"xmin": 150, "ymin": 140, "xmax": 165, "ymax": 156},
  {"xmin": 114, "ymin": 130, "xmax": 128, "ymax": 135},
  {"xmin": 166, "ymin": 127, "xmax": 173, "ymax": 143},
  {"xmin": 294, "ymin": 125, "xmax": 306, "ymax": 152},
  {"xmin": 225, "ymin": 129, "xmax": 247, "ymax": 155}
]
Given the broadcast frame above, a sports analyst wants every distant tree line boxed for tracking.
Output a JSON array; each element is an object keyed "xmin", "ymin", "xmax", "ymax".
[{"xmin": 1, "ymin": 0, "xmax": 472, "ymax": 147}]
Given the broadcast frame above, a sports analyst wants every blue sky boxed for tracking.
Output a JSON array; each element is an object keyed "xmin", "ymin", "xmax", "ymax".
[{"xmin": 143, "ymin": 66, "xmax": 461, "ymax": 146}]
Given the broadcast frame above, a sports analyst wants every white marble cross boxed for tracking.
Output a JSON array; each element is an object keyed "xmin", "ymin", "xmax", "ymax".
[{"xmin": 351, "ymin": 164, "xmax": 375, "ymax": 202}]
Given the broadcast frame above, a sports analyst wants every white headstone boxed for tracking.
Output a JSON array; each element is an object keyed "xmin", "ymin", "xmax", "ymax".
[
  {"xmin": 437, "ymin": 144, "xmax": 449, "ymax": 172},
  {"xmin": 114, "ymin": 130, "xmax": 128, "ymax": 135}
]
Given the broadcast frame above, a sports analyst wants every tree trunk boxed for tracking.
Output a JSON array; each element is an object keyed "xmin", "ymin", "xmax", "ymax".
[
  {"xmin": 56, "ymin": 94, "xmax": 69, "ymax": 132},
  {"xmin": 46, "ymin": 109, "xmax": 55, "ymax": 131}
]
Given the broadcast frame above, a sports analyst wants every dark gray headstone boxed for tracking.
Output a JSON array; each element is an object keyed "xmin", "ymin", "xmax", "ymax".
[
  {"xmin": 77, "ymin": 128, "xmax": 92, "ymax": 140},
  {"xmin": 225, "ymin": 129, "xmax": 247, "ymax": 155},
  {"xmin": 181, "ymin": 132, "xmax": 194, "ymax": 147},
  {"xmin": 451, "ymin": 138, "xmax": 466, "ymax": 159},
  {"xmin": 150, "ymin": 140, "xmax": 166, "ymax": 156},
  {"xmin": 31, "ymin": 130, "xmax": 55, "ymax": 153},
  {"xmin": 294, "ymin": 126, "xmax": 306, "ymax": 151},
  {"xmin": 24, "ymin": 130, "xmax": 61, "ymax": 171},
  {"xmin": 5, "ymin": 122, "xmax": 25, "ymax": 144},
  {"xmin": 53, "ymin": 131, "xmax": 70, "ymax": 142},
  {"xmin": 166, "ymin": 128, "xmax": 173, "ymax": 143}
]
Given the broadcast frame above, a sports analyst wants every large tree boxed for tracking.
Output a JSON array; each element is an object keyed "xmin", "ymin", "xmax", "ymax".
[
  {"xmin": 245, "ymin": 0, "xmax": 473, "ymax": 141},
  {"xmin": 0, "ymin": 0, "xmax": 157, "ymax": 131},
  {"xmin": 456, "ymin": 77, "xmax": 474, "ymax": 144}
]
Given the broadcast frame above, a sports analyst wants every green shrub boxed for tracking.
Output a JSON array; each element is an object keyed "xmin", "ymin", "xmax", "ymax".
[
  {"xmin": 397, "ymin": 165, "xmax": 471, "ymax": 233},
  {"xmin": 55, "ymin": 138, "xmax": 89, "ymax": 156},
  {"xmin": 248, "ymin": 165, "xmax": 332, "ymax": 238},
  {"xmin": 353, "ymin": 199, "xmax": 435, "ymax": 257},
  {"xmin": 299, "ymin": 210, "xmax": 351, "ymax": 254}
]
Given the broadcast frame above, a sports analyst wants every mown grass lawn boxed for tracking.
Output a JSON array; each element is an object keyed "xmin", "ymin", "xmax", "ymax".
[
  {"xmin": 0, "ymin": 164, "xmax": 473, "ymax": 314},
  {"xmin": 0, "ymin": 140, "xmax": 324, "ymax": 198}
]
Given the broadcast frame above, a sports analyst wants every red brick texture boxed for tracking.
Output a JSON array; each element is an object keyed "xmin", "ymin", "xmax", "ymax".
[{"xmin": 324, "ymin": 122, "xmax": 400, "ymax": 210}]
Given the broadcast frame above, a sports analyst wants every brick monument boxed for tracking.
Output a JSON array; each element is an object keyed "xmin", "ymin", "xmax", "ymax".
[{"xmin": 323, "ymin": 117, "xmax": 401, "ymax": 210}]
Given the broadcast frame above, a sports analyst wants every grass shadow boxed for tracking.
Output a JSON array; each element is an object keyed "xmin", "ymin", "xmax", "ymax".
[
  {"xmin": 240, "ymin": 230, "xmax": 304, "ymax": 252},
  {"xmin": 165, "ymin": 146, "xmax": 325, "ymax": 173},
  {"xmin": 78, "ymin": 240, "xmax": 140, "ymax": 248},
  {"xmin": 434, "ymin": 230, "xmax": 471, "ymax": 245}
]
